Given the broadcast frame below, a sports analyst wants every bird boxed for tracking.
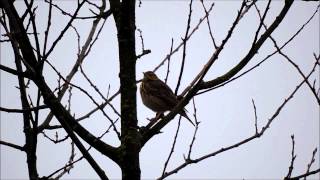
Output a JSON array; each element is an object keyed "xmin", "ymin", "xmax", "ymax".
[{"xmin": 140, "ymin": 71, "xmax": 195, "ymax": 126}]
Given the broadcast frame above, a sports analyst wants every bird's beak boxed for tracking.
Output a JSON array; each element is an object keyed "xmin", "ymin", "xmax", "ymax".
[{"xmin": 143, "ymin": 72, "xmax": 146, "ymax": 76}]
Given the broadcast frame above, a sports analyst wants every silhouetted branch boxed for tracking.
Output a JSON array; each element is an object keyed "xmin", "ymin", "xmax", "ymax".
[
  {"xmin": 0, "ymin": 105, "xmax": 48, "ymax": 113},
  {"xmin": 54, "ymin": 141, "xmax": 75, "ymax": 179},
  {"xmin": 79, "ymin": 64, "xmax": 121, "ymax": 117},
  {"xmin": 304, "ymin": 148, "xmax": 318, "ymax": 180},
  {"xmin": 251, "ymin": 99, "xmax": 258, "ymax": 134},
  {"xmin": 43, "ymin": 0, "xmax": 85, "ymax": 59},
  {"xmin": 161, "ymin": 117, "xmax": 182, "ymax": 177},
  {"xmin": 285, "ymin": 135, "xmax": 297, "ymax": 179},
  {"xmin": 46, "ymin": 118, "xmax": 117, "ymax": 179},
  {"xmin": 253, "ymin": 2, "xmax": 320, "ymax": 105},
  {"xmin": 45, "ymin": 60, "xmax": 121, "ymax": 139},
  {"xmin": 0, "ymin": 140, "xmax": 25, "ymax": 151},
  {"xmin": 159, "ymin": 55, "xmax": 318, "ymax": 179},
  {"xmin": 38, "ymin": 2, "xmax": 110, "ymax": 132},
  {"xmin": 41, "ymin": 131, "xmax": 69, "ymax": 144},
  {"xmin": 187, "ymin": 98, "xmax": 200, "ymax": 160},
  {"xmin": 175, "ymin": 0, "xmax": 193, "ymax": 95},
  {"xmin": 0, "ymin": 64, "xmax": 32, "ymax": 78},
  {"xmin": 198, "ymin": 0, "xmax": 294, "ymax": 91},
  {"xmin": 152, "ymin": 2, "xmax": 215, "ymax": 73},
  {"xmin": 164, "ymin": 38, "xmax": 174, "ymax": 84},
  {"xmin": 200, "ymin": 0, "xmax": 217, "ymax": 48},
  {"xmin": 285, "ymin": 168, "xmax": 320, "ymax": 180},
  {"xmin": 143, "ymin": 0, "xmax": 249, "ymax": 145}
]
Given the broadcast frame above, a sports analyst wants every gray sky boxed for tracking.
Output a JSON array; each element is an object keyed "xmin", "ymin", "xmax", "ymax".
[{"xmin": 1, "ymin": 1, "xmax": 319, "ymax": 179}]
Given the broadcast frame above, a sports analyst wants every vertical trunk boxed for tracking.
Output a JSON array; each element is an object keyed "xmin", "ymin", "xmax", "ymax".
[
  {"xmin": 14, "ymin": 44, "xmax": 39, "ymax": 180},
  {"xmin": 8, "ymin": 10, "xmax": 39, "ymax": 179},
  {"xmin": 115, "ymin": 0, "xmax": 141, "ymax": 179}
]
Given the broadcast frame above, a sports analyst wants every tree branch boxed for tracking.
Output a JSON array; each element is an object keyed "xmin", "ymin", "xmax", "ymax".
[
  {"xmin": 0, "ymin": 140, "xmax": 25, "ymax": 151},
  {"xmin": 199, "ymin": 0, "xmax": 294, "ymax": 90},
  {"xmin": 0, "ymin": 105, "xmax": 48, "ymax": 113}
]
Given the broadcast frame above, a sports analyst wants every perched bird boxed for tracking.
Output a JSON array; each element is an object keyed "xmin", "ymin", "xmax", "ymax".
[{"xmin": 140, "ymin": 71, "xmax": 195, "ymax": 126}]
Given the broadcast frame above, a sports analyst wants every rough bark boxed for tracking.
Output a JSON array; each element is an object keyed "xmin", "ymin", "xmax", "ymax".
[{"xmin": 110, "ymin": 0, "xmax": 141, "ymax": 179}]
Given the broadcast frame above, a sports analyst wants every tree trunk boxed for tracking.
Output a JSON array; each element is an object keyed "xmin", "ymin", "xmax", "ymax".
[{"xmin": 114, "ymin": 0, "xmax": 141, "ymax": 179}]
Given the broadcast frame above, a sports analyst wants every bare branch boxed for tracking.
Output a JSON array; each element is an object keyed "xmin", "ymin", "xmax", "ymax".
[
  {"xmin": 161, "ymin": 117, "xmax": 182, "ymax": 177},
  {"xmin": 79, "ymin": 64, "xmax": 121, "ymax": 118},
  {"xmin": 79, "ymin": 2, "xmax": 215, "ymax": 125},
  {"xmin": 152, "ymin": 3, "xmax": 215, "ymax": 73},
  {"xmin": 45, "ymin": 60, "xmax": 121, "ymax": 139},
  {"xmin": 286, "ymin": 168, "xmax": 320, "ymax": 180},
  {"xmin": 41, "ymin": 131, "xmax": 69, "ymax": 144},
  {"xmin": 198, "ymin": 0, "xmax": 294, "ymax": 91},
  {"xmin": 197, "ymin": 0, "xmax": 315, "ymax": 96},
  {"xmin": 253, "ymin": 2, "xmax": 320, "ymax": 105},
  {"xmin": 43, "ymin": 0, "xmax": 85, "ymax": 59},
  {"xmin": 23, "ymin": 0, "xmax": 41, "ymax": 61},
  {"xmin": 0, "ymin": 64, "xmax": 32, "ymax": 78},
  {"xmin": 175, "ymin": 0, "xmax": 193, "ymax": 95},
  {"xmin": 158, "ymin": 56, "xmax": 318, "ymax": 179},
  {"xmin": 304, "ymin": 148, "xmax": 318, "ymax": 180},
  {"xmin": 0, "ymin": 140, "xmax": 25, "ymax": 151},
  {"xmin": 142, "ymin": 0, "xmax": 249, "ymax": 145},
  {"xmin": 38, "ymin": 3, "xmax": 110, "ymax": 131},
  {"xmin": 0, "ymin": 105, "xmax": 48, "ymax": 113},
  {"xmin": 164, "ymin": 38, "xmax": 174, "ymax": 84},
  {"xmin": 180, "ymin": 0, "xmax": 249, "ymax": 98},
  {"xmin": 286, "ymin": 135, "xmax": 297, "ymax": 179},
  {"xmin": 54, "ymin": 141, "xmax": 75, "ymax": 179},
  {"xmin": 42, "ymin": 0, "xmax": 53, "ymax": 57},
  {"xmin": 46, "ymin": 118, "xmax": 117, "ymax": 179},
  {"xmin": 251, "ymin": 99, "xmax": 258, "ymax": 134},
  {"xmin": 200, "ymin": 0, "xmax": 217, "ymax": 48},
  {"xmin": 187, "ymin": 98, "xmax": 200, "ymax": 159}
]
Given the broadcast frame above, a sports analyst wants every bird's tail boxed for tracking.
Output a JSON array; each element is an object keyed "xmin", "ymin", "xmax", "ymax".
[{"xmin": 180, "ymin": 109, "xmax": 195, "ymax": 126}]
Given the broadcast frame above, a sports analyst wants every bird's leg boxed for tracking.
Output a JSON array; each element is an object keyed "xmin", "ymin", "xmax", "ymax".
[
  {"xmin": 155, "ymin": 112, "xmax": 164, "ymax": 119},
  {"xmin": 145, "ymin": 112, "xmax": 164, "ymax": 129}
]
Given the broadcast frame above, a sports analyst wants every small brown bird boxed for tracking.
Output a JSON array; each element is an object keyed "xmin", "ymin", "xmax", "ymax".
[{"xmin": 140, "ymin": 71, "xmax": 195, "ymax": 126}]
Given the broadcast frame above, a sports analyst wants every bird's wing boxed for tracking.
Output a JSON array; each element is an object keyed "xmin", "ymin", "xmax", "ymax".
[{"xmin": 147, "ymin": 80, "xmax": 178, "ymax": 107}]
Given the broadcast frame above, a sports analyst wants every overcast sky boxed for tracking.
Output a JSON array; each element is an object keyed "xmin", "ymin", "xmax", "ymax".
[{"xmin": 1, "ymin": 1, "xmax": 319, "ymax": 179}]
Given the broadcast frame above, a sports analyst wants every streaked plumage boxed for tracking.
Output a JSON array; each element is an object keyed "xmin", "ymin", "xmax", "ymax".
[{"xmin": 140, "ymin": 71, "xmax": 195, "ymax": 126}]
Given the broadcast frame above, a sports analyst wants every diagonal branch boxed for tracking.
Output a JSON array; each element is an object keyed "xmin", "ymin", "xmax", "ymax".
[
  {"xmin": 1, "ymin": 0, "xmax": 120, "ymax": 175},
  {"xmin": 38, "ymin": 4, "xmax": 111, "ymax": 132},
  {"xmin": 198, "ymin": 0, "xmax": 294, "ymax": 90},
  {"xmin": 175, "ymin": 0, "xmax": 193, "ymax": 95},
  {"xmin": 0, "ymin": 64, "xmax": 32, "ymax": 78},
  {"xmin": 159, "ymin": 56, "xmax": 318, "ymax": 179},
  {"xmin": 142, "ymin": 0, "xmax": 249, "ymax": 145},
  {"xmin": 0, "ymin": 140, "xmax": 25, "ymax": 151}
]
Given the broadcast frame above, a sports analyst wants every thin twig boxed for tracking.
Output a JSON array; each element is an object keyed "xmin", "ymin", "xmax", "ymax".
[
  {"xmin": 196, "ymin": 2, "xmax": 318, "ymax": 96},
  {"xmin": 187, "ymin": 98, "xmax": 200, "ymax": 160},
  {"xmin": 152, "ymin": 3, "xmax": 215, "ymax": 73},
  {"xmin": 158, "ymin": 56, "xmax": 318, "ymax": 180},
  {"xmin": 286, "ymin": 168, "xmax": 320, "ymax": 180},
  {"xmin": 46, "ymin": 118, "xmax": 118, "ymax": 179},
  {"xmin": 165, "ymin": 39, "xmax": 174, "ymax": 84},
  {"xmin": 45, "ymin": 60, "xmax": 121, "ymax": 139},
  {"xmin": 41, "ymin": 131, "xmax": 69, "ymax": 144},
  {"xmin": 253, "ymin": 2, "xmax": 320, "ymax": 105},
  {"xmin": 286, "ymin": 135, "xmax": 296, "ymax": 179},
  {"xmin": 161, "ymin": 117, "xmax": 182, "ymax": 177},
  {"xmin": 251, "ymin": 99, "xmax": 258, "ymax": 134},
  {"xmin": 175, "ymin": 0, "xmax": 193, "ymax": 95},
  {"xmin": 79, "ymin": 64, "xmax": 121, "ymax": 117},
  {"xmin": 304, "ymin": 148, "xmax": 318, "ymax": 180},
  {"xmin": 200, "ymin": 0, "xmax": 217, "ymax": 48}
]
